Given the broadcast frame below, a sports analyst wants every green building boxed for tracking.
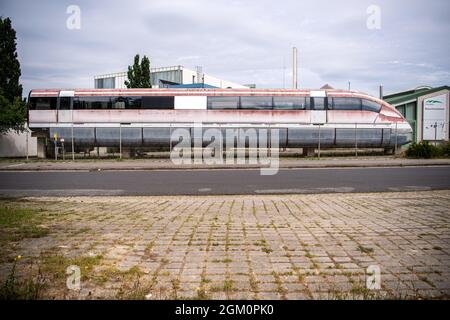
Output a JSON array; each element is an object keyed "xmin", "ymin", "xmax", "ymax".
[{"xmin": 384, "ymin": 85, "xmax": 450, "ymax": 143}]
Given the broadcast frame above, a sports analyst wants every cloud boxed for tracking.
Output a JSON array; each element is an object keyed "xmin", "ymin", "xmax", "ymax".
[{"xmin": 1, "ymin": 0, "xmax": 449, "ymax": 97}]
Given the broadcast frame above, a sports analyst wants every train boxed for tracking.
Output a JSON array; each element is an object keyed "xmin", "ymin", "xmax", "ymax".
[{"xmin": 27, "ymin": 88, "xmax": 413, "ymax": 154}]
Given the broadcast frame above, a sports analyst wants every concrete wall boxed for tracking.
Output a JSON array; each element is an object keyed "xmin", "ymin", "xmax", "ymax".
[{"xmin": 0, "ymin": 127, "xmax": 37, "ymax": 158}]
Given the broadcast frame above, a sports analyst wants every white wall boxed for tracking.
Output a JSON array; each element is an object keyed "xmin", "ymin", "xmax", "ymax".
[
  {"xmin": 0, "ymin": 127, "xmax": 37, "ymax": 158},
  {"xmin": 174, "ymin": 96, "xmax": 207, "ymax": 109},
  {"xmin": 181, "ymin": 67, "xmax": 248, "ymax": 88}
]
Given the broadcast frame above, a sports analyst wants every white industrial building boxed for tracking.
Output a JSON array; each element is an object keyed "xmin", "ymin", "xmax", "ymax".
[{"xmin": 94, "ymin": 65, "xmax": 248, "ymax": 89}]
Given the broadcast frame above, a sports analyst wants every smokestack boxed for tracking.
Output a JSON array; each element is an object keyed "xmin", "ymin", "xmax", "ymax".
[
  {"xmin": 379, "ymin": 84, "xmax": 384, "ymax": 99},
  {"xmin": 292, "ymin": 47, "xmax": 298, "ymax": 89}
]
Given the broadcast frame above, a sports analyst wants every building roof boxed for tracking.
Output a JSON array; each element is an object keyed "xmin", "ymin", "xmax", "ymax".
[
  {"xmin": 320, "ymin": 84, "xmax": 334, "ymax": 89},
  {"xmin": 384, "ymin": 85, "xmax": 450, "ymax": 106}
]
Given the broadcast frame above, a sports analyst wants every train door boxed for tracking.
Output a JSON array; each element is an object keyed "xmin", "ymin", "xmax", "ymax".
[
  {"xmin": 57, "ymin": 90, "xmax": 74, "ymax": 123},
  {"xmin": 310, "ymin": 90, "xmax": 327, "ymax": 124}
]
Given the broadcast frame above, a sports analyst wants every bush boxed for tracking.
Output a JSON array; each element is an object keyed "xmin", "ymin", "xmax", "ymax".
[
  {"xmin": 439, "ymin": 141, "xmax": 450, "ymax": 157},
  {"xmin": 405, "ymin": 141, "xmax": 441, "ymax": 158}
]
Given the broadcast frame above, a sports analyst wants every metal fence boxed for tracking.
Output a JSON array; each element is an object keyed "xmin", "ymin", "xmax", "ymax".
[{"xmin": 40, "ymin": 121, "xmax": 450, "ymax": 161}]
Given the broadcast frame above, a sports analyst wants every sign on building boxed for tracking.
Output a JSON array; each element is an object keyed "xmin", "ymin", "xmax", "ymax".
[{"xmin": 423, "ymin": 94, "xmax": 447, "ymax": 141}]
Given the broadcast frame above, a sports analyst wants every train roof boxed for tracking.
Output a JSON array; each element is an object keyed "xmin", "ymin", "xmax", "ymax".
[{"xmin": 29, "ymin": 88, "xmax": 384, "ymax": 102}]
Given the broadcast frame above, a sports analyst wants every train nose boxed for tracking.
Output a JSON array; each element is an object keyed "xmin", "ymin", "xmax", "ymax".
[{"xmin": 397, "ymin": 121, "xmax": 413, "ymax": 145}]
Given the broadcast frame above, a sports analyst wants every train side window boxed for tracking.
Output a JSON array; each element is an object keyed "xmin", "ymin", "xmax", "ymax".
[
  {"xmin": 73, "ymin": 97, "xmax": 111, "ymax": 109},
  {"xmin": 91, "ymin": 97, "xmax": 111, "ymax": 109},
  {"xmin": 273, "ymin": 96, "xmax": 307, "ymax": 110},
  {"xmin": 240, "ymin": 96, "xmax": 273, "ymax": 110},
  {"xmin": 73, "ymin": 98, "xmax": 81, "ymax": 109},
  {"xmin": 112, "ymin": 97, "xmax": 126, "ymax": 109},
  {"xmin": 59, "ymin": 97, "xmax": 71, "ymax": 110},
  {"xmin": 29, "ymin": 97, "xmax": 57, "ymax": 110},
  {"xmin": 126, "ymin": 96, "xmax": 142, "ymax": 109},
  {"xmin": 312, "ymin": 97, "xmax": 326, "ymax": 110},
  {"xmin": 141, "ymin": 96, "xmax": 174, "ymax": 109},
  {"xmin": 327, "ymin": 97, "xmax": 334, "ymax": 110},
  {"xmin": 332, "ymin": 97, "xmax": 362, "ymax": 110},
  {"xmin": 361, "ymin": 99, "xmax": 381, "ymax": 113},
  {"xmin": 207, "ymin": 96, "xmax": 240, "ymax": 109}
]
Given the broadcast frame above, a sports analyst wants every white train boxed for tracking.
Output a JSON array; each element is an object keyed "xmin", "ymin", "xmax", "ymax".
[{"xmin": 28, "ymin": 88, "xmax": 412, "ymax": 152}]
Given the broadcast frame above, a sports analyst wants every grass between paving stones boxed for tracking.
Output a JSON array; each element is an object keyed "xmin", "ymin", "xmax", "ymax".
[{"xmin": 0, "ymin": 202, "xmax": 50, "ymax": 264}]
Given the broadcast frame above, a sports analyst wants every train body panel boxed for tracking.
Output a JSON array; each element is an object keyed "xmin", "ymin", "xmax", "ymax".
[{"xmin": 29, "ymin": 88, "xmax": 413, "ymax": 149}]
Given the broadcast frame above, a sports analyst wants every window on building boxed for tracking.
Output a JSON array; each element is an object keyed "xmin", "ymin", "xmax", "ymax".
[
  {"xmin": 29, "ymin": 97, "xmax": 57, "ymax": 110},
  {"xmin": 273, "ymin": 96, "xmax": 308, "ymax": 110},
  {"xmin": 361, "ymin": 99, "xmax": 382, "ymax": 112},
  {"xmin": 240, "ymin": 96, "xmax": 273, "ymax": 110},
  {"xmin": 95, "ymin": 77, "xmax": 115, "ymax": 89},
  {"xmin": 396, "ymin": 105, "xmax": 406, "ymax": 117},
  {"xmin": 330, "ymin": 97, "xmax": 362, "ymax": 110},
  {"xmin": 95, "ymin": 79, "xmax": 103, "ymax": 89},
  {"xmin": 405, "ymin": 102, "xmax": 416, "ymax": 120},
  {"xmin": 103, "ymin": 77, "xmax": 115, "ymax": 89},
  {"xmin": 207, "ymin": 96, "xmax": 240, "ymax": 109},
  {"xmin": 141, "ymin": 96, "xmax": 174, "ymax": 109}
]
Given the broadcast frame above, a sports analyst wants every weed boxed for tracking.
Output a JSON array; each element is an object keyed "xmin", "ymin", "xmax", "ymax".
[
  {"xmin": 357, "ymin": 245, "xmax": 374, "ymax": 254},
  {"xmin": 0, "ymin": 256, "xmax": 46, "ymax": 300}
]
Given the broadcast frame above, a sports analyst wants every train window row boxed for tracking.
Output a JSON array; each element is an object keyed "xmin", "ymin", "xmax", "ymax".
[
  {"xmin": 29, "ymin": 96, "xmax": 175, "ymax": 110},
  {"xmin": 73, "ymin": 96, "xmax": 175, "ymax": 110},
  {"xmin": 207, "ymin": 96, "xmax": 382, "ymax": 112},
  {"xmin": 29, "ymin": 96, "xmax": 382, "ymax": 112}
]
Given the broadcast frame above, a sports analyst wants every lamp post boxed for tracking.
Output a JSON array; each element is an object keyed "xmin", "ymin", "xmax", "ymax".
[{"xmin": 61, "ymin": 138, "xmax": 65, "ymax": 160}]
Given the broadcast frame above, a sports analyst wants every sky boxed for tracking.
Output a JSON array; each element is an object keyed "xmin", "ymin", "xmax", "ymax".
[{"xmin": 1, "ymin": 0, "xmax": 449, "ymax": 97}]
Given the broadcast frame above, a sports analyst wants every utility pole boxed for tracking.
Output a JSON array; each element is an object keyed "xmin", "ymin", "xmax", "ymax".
[
  {"xmin": 25, "ymin": 129, "xmax": 29, "ymax": 161},
  {"xmin": 292, "ymin": 47, "xmax": 298, "ymax": 89},
  {"xmin": 196, "ymin": 66, "xmax": 203, "ymax": 85}
]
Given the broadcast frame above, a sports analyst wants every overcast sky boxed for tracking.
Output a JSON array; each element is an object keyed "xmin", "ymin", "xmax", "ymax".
[{"xmin": 1, "ymin": 0, "xmax": 449, "ymax": 97}]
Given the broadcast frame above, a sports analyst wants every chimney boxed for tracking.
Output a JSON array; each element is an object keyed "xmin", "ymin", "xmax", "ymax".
[{"xmin": 379, "ymin": 84, "xmax": 384, "ymax": 99}]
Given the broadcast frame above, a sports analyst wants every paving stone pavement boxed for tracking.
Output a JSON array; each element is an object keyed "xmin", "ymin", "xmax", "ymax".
[{"xmin": 1, "ymin": 190, "xmax": 449, "ymax": 299}]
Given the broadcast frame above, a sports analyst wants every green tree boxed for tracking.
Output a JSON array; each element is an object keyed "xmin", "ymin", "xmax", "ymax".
[
  {"xmin": 124, "ymin": 54, "xmax": 152, "ymax": 88},
  {"xmin": 0, "ymin": 17, "xmax": 26, "ymax": 134}
]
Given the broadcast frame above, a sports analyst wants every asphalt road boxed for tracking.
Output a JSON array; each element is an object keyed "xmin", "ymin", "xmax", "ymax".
[{"xmin": 0, "ymin": 166, "xmax": 449, "ymax": 197}]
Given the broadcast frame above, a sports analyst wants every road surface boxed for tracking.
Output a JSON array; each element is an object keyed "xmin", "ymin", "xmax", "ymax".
[{"xmin": 0, "ymin": 166, "xmax": 449, "ymax": 196}]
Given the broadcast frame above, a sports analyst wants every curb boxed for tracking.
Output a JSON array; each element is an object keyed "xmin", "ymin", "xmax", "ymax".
[{"xmin": 1, "ymin": 161, "xmax": 450, "ymax": 171}]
